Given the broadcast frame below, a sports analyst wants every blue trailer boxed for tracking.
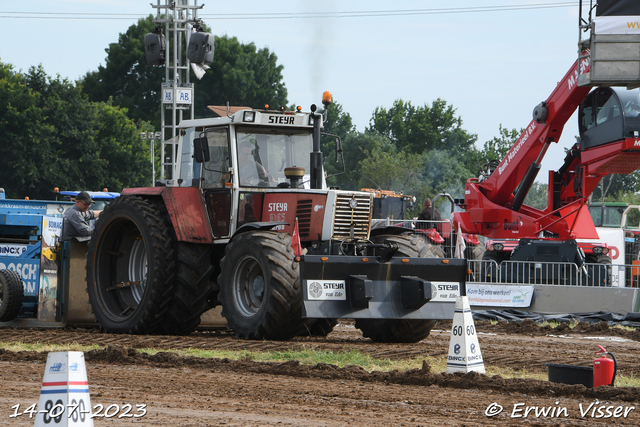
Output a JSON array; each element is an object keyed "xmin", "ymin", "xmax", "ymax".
[
  {"xmin": 0, "ymin": 189, "xmax": 120, "ymax": 326},
  {"xmin": 0, "ymin": 189, "xmax": 72, "ymax": 324}
]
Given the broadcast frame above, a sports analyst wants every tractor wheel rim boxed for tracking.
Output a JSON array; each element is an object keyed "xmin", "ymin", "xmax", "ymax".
[
  {"xmin": 127, "ymin": 238, "xmax": 148, "ymax": 304},
  {"xmin": 101, "ymin": 235, "xmax": 148, "ymax": 320},
  {"xmin": 233, "ymin": 256, "xmax": 265, "ymax": 317}
]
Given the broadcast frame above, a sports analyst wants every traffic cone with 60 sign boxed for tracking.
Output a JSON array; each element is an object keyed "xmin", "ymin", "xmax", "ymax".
[
  {"xmin": 446, "ymin": 296, "xmax": 485, "ymax": 373},
  {"xmin": 34, "ymin": 351, "xmax": 94, "ymax": 427}
]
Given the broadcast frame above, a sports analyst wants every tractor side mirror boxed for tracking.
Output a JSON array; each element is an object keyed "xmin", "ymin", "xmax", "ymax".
[
  {"xmin": 335, "ymin": 136, "xmax": 342, "ymax": 163},
  {"xmin": 194, "ymin": 137, "xmax": 210, "ymax": 163}
]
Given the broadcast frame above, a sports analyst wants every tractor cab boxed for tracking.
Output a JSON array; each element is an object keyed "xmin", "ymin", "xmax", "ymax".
[
  {"xmin": 579, "ymin": 87, "xmax": 640, "ymax": 150},
  {"xmin": 196, "ymin": 124, "xmax": 318, "ymax": 190},
  {"xmin": 588, "ymin": 201, "xmax": 628, "ymax": 228}
]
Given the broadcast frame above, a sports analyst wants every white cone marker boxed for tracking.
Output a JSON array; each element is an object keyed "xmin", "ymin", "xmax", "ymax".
[
  {"xmin": 446, "ymin": 296, "xmax": 485, "ymax": 374},
  {"xmin": 34, "ymin": 351, "xmax": 94, "ymax": 427}
]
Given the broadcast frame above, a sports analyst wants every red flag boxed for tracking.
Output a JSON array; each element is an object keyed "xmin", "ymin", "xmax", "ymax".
[{"xmin": 291, "ymin": 217, "xmax": 302, "ymax": 256}]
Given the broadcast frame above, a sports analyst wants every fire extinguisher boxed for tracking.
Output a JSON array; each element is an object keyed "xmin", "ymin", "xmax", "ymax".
[{"xmin": 593, "ymin": 345, "xmax": 617, "ymax": 387}]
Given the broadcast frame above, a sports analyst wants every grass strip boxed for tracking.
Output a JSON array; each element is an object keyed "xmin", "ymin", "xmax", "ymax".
[{"xmin": 1, "ymin": 341, "xmax": 638, "ymax": 386}]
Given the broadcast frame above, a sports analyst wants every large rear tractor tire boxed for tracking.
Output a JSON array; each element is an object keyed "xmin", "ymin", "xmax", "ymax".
[
  {"xmin": 0, "ymin": 269, "xmax": 24, "ymax": 322},
  {"xmin": 355, "ymin": 234, "xmax": 439, "ymax": 343},
  {"xmin": 159, "ymin": 243, "xmax": 216, "ymax": 335},
  {"xmin": 86, "ymin": 196, "xmax": 175, "ymax": 334},
  {"xmin": 217, "ymin": 231, "xmax": 303, "ymax": 340}
]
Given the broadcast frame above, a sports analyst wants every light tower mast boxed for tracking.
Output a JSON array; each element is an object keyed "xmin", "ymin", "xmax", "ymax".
[{"xmin": 148, "ymin": 0, "xmax": 203, "ymax": 184}]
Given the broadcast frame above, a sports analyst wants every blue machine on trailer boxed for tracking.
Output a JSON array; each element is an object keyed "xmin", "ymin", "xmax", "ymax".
[{"xmin": 0, "ymin": 188, "xmax": 72, "ymax": 324}]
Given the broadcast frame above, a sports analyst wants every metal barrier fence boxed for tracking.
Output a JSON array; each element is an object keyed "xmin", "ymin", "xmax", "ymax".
[
  {"xmin": 371, "ymin": 219, "xmax": 639, "ymax": 287},
  {"xmin": 466, "ymin": 259, "xmax": 632, "ymax": 287}
]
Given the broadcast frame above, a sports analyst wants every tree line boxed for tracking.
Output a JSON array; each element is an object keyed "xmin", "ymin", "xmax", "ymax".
[{"xmin": 1, "ymin": 15, "xmax": 638, "ymax": 211}]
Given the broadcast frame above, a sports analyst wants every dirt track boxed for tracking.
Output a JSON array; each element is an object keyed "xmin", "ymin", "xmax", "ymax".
[{"xmin": 1, "ymin": 320, "xmax": 640, "ymax": 426}]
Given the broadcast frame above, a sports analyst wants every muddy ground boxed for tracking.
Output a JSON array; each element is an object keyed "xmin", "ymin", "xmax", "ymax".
[{"xmin": 1, "ymin": 319, "xmax": 640, "ymax": 426}]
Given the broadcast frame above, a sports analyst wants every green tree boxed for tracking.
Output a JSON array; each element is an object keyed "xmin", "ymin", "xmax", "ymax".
[
  {"xmin": 320, "ymin": 100, "xmax": 356, "ymax": 182},
  {"xmin": 590, "ymin": 172, "xmax": 640, "ymax": 201},
  {"xmin": 0, "ymin": 62, "xmax": 151, "ymax": 199},
  {"xmin": 420, "ymin": 150, "xmax": 473, "ymax": 198},
  {"xmin": 199, "ymin": 35, "xmax": 288, "ymax": 114},
  {"xmin": 325, "ymin": 131, "xmax": 391, "ymax": 190},
  {"xmin": 321, "ymin": 100, "xmax": 355, "ymax": 143},
  {"xmin": 357, "ymin": 145, "xmax": 426, "ymax": 193},
  {"xmin": 81, "ymin": 17, "xmax": 288, "ymax": 127},
  {"xmin": 81, "ymin": 16, "xmax": 162, "ymax": 127},
  {"xmin": 0, "ymin": 63, "xmax": 51, "ymax": 198},
  {"xmin": 480, "ymin": 125, "xmax": 521, "ymax": 163},
  {"xmin": 369, "ymin": 98, "xmax": 477, "ymax": 155},
  {"xmin": 523, "ymin": 182, "xmax": 548, "ymax": 210}
]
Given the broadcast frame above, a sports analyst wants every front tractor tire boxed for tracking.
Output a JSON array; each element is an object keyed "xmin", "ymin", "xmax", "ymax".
[
  {"xmin": 218, "ymin": 231, "xmax": 303, "ymax": 340},
  {"xmin": 355, "ymin": 234, "xmax": 439, "ymax": 343},
  {"xmin": 87, "ymin": 196, "xmax": 175, "ymax": 334}
]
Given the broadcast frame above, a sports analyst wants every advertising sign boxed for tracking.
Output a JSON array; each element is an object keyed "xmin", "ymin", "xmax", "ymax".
[{"xmin": 466, "ymin": 284, "xmax": 534, "ymax": 307}]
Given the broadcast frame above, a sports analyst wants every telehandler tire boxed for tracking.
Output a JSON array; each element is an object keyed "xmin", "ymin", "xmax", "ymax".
[
  {"xmin": 297, "ymin": 318, "xmax": 339, "ymax": 337},
  {"xmin": 355, "ymin": 318, "xmax": 438, "ymax": 343},
  {"xmin": 218, "ymin": 230, "xmax": 303, "ymax": 340},
  {"xmin": 355, "ymin": 234, "xmax": 439, "ymax": 343},
  {"xmin": 585, "ymin": 254, "xmax": 612, "ymax": 287},
  {"xmin": 481, "ymin": 251, "xmax": 502, "ymax": 282},
  {"xmin": 0, "ymin": 269, "xmax": 24, "ymax": 322},
  {"xmin": 86, "ymin": 196, "xmax": 175, "ymax": 334}
]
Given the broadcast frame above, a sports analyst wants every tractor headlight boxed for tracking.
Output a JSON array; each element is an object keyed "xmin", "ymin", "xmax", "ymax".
[
  {"xmin": 490, "ymin": 243, "xmax": 504, "ymax": 251},
  {"xmin": 243, "ymin": 111, "xmax": 256, "ymax": 122}
]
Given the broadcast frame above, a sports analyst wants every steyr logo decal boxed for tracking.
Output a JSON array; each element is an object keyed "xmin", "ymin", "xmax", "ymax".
[{"xmin": 309, "ymin": 282, "xmax": 323, "ymax": 299}]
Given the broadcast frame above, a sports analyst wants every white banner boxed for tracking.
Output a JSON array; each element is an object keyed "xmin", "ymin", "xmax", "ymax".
[
  {"xmin": 595, "ymin": 16, "xmax": 640, "ymax": 34},
  {"xmin": 466, "ymin": 284, "xmax": 534, "ymax": 307},
  {"xmin": 0, "ymin": 243, "xmax": 28, "ymax": 257}
]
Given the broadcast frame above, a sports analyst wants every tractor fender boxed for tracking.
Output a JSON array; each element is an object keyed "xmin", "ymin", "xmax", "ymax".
[
  {"xmin": 232, "ymin": 222, "xmax": 289, "ymax": 239},
  {"xmin": 370, "ymin": 223, "xmax": 414, "ymax": 237},
  {"xmin": 122, "ymin": 187, "xmax": 212, "ymax": 244}
]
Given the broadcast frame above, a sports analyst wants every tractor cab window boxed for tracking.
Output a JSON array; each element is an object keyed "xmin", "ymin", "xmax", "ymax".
[
  {"xmin": 201, "ymin": 128, "xmax": 230, "ymax": 188},
  {"xmin": 596, "ymin": 90, "xmax": 621, "ymax": 126},
  {"xmin": 588, "ymin": 205, "xmax": 603, "ymax": 227},
  {"xmin": 588, "ymin": 204, "xmax": 626, "ymax": 228},
  {"xmin": 236, "ymin": 127, "xmax": 313, "ymax": 188},
  {"xmin": 580, "ymin": 98, "xmax": 595, "ymax": 132},
  {"xmin": 617, "ymin": 89, "xmax": 640, "ymax": 138},
  {"xmin": 580, "ymin": 88, "xmax": 625, "ymax": 149},
  {"xmin": 603, "ymin": 206, "xmax": 625, "ymax": 227}
]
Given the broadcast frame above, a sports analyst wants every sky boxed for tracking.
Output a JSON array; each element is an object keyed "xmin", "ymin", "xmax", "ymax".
[{"xmin": 0, "ymin": 0, "xmax": 586, "ymax": 181}]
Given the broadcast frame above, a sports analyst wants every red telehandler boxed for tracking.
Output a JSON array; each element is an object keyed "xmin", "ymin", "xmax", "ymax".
[{"xmin": 453, "ymin": 0, "xmax": 640, "ymax": 285}]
